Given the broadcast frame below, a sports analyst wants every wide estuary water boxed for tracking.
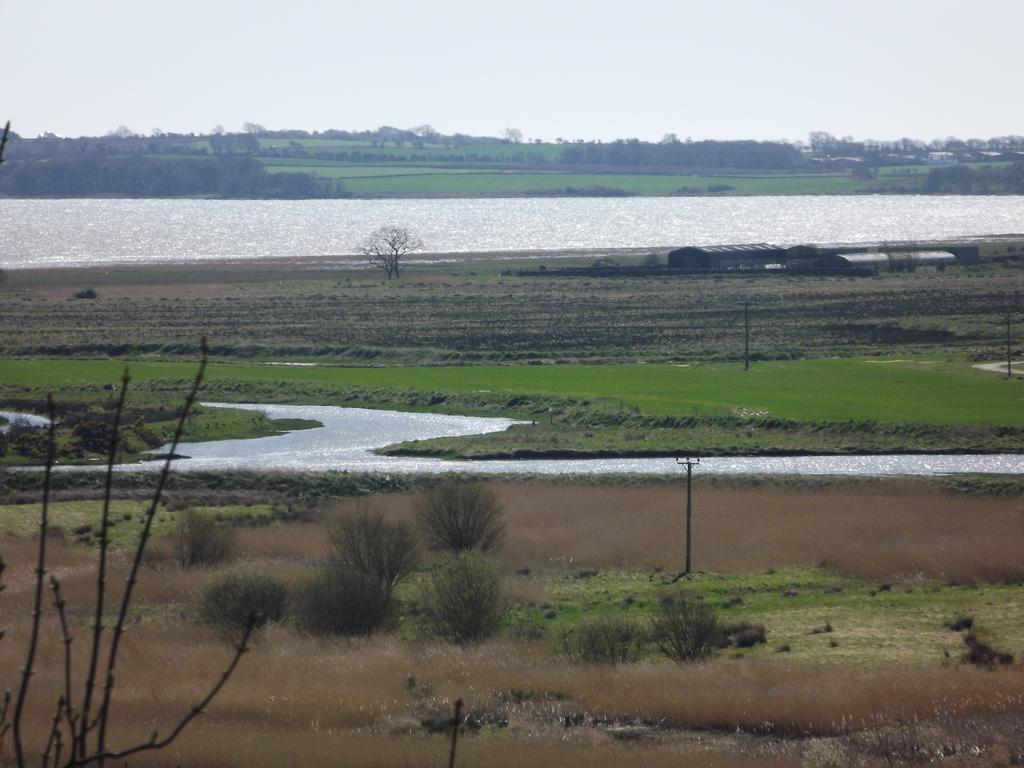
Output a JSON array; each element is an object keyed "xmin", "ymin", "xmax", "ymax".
[
  {"xmin": 3, "ymin": 196, "xmax": 1023, "ymax": 268},
  {"xmin": 71, "ymin": 403, "xmax": 1024, "ymax": 477}
]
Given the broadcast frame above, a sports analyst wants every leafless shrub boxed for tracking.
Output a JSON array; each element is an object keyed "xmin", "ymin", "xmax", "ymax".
[
  {"xmin": 415, "ymin": 480, "xmax": 504, "ymax": 553},
  {"xmin": 201, "ymin": 572, "xmax": 289, "ymax": 638},
  {"xmin": 295, "ymin": 562, "xmax": 396, "ymax": 636},
  {"xmin": 561, "ymin": 614, "xmax": 648, "ymax": 665},
  {"xmin": 294, "ymin": 502, "xmax": 419, "ymax": 637},
  {"xmin": 327, "ymin": 502, "xmax": 419, "ymax": 593},
  {"xmin": 174, "ymin": 509, "xmax": 237, "ymax": 568},
  {"xmin": 650, "ymin": 597, "xmax": 722, "ymax": 663},
  {"xmin": 423, "ymin": 552, "xmax": 502, "ymax": 644}
]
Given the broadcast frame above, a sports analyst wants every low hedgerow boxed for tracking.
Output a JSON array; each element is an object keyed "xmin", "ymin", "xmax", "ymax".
[{"xmin": 200, "ymin": 572, "xmax": 289, "ymax": 637}]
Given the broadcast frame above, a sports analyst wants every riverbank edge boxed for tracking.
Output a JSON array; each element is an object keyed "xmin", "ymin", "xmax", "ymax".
[{"xmin": 377, "ymin": 445, "xmax": 1011, "ymax": 460}]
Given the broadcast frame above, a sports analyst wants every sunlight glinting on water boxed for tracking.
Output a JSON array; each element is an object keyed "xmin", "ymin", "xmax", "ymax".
[
  {"xmin": 3, "ymin": 196, "xmax": 1024, "ymax": 268},
  {"xmin": 105, "ymin": 403, "xmax": 1024, "ymax": 477}
]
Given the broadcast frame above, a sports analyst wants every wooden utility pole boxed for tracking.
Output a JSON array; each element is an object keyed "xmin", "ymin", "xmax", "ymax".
[
  {"xmin": 676, "ymin": 457, "xmax": 700, "ymax": 574},
  {"xmin": 743, "ymin": 302, "xmax": 750, "ymax": 371}
]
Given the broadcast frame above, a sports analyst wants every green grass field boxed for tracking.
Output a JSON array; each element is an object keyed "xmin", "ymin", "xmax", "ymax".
[
  {"xmin": 336, "ymin": 171, "xmax": 869, "ymax": 196},
  {"xmin": 2, "ymin": 358, "xmax": 1022, "ymax": 427},
  {"xmin": 262, "ymin": 162, "xmax": 495, "ymax": 178},
  {"xmin": 257, "ymin": 154, "xmax": 869, "ymax": 195}
]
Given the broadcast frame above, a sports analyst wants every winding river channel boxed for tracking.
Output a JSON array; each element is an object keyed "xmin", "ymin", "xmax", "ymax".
[
  {"xmin": 112, "ymin": 403, "xmax": 1024, "ymax": 476},
  {"xmin": 9, "ymin": 403, "xmax": 1024, "ymax": 476}
]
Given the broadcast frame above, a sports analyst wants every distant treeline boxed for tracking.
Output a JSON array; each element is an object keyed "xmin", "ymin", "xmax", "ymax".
[
  {"xmin": 0, "ymin": 156, "xmax": 347, "ymax": 198},
  {"xmin": 921, "ymin": 163, "xmax": 1024, "ymax": 194}
]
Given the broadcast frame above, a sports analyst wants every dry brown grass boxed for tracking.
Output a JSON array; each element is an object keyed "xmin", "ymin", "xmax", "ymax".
[
  {"xmin": 4, "ymin": 487, "xmax": 1024, "ymax": 767},
  {"xmin": 234, "ymin": 522, "xmax": 332, "ymax": 561},
  {"xmin": 329, "ymin": 483, "xmax": 1024, "ymax": 581},
  {"xmin": 4, "ymin": 622, "xmax": 1024, "ymax": 766}
]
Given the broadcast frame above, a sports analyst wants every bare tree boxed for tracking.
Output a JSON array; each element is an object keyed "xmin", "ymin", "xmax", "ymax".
[
  {"xmin": 503, "ymin": 127, "xmax": 523, "ymax": 144},
  {"xmin": 358, "ymin": 226, "xmax": 424, "ymax": 279}
]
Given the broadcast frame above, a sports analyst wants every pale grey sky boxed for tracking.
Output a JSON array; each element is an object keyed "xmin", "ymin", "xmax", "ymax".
[{"xmin": 5, "ymin": 0, "xmax": 1022, "ymax": 143}]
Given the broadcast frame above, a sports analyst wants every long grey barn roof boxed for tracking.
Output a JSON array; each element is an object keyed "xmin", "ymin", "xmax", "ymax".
[{"xmin": 680, "ymin": 243, "xmax": 781, "ymax": 254}]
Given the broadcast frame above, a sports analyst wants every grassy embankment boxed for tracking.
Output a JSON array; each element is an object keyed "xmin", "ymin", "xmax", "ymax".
[
  {"xmin": 1, "ymin": 357, "xmax": 1022, "ymax": 459},
  {"xmin": 3, "ymin": 482, "xmax": 1024, "ymax": 766}
]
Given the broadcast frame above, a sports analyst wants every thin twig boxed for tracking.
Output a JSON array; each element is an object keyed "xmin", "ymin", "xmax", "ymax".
[
  {"xmin": 0, "ymin": 689, "xmax": 12, "ymax": 757},
  {"xmin": 52, "ymin": 729, "xmax": 62, "ymax": 768},
  {"xmin": 13, "ymin": 396, "xmax": 56, "ymax": 768},
  {"xmin": 40, "ymin": 696, "xmax": 64, "ymax": 768},
  {"xmin": 95, "ymin": 341, "xmax": 206, "ymax": 763},
  {"xmin": 49, "ymin": 578, "xmax": 78, "ymax": 745},
  {"xmin": 76, "ymin": 371, "xmax": 129, "ymax": 760},
  {"xmin": 65, "ymin": 616, "xmax": 254, "ymax": 768}
]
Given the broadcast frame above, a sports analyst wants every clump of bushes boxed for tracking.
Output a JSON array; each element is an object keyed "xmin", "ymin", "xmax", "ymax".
[
  {"xmin": 73, "ymin": 287, "xmax": 98, "ymax": 299},
  {"xmin": 174, "ymin": 509, "xmax": 236, "ymax": 568},
  {"xmin": 296, "ymin": 507, "xmax": 419, "ymax": 636},
  {"xmin": 415, "ymin": 480, "xmax": 504, "ymax": 552},
  {"xmin": 201, "ymin": 572, "xmax": 288, "ymax": 637},
  {"xmin": 296, "ymin": 564, "xmax": 397, "ymax": 636},
  {"xmin": 650, "ymin": 596, "xmax": 722, "ymax": 663},
  {"xmin": 422, "ymin": 551, "xmax": 502, "ymax": 644},
  {"xmin": 561, "ymin": 614, "xmax": 648, "ymax": 664}
]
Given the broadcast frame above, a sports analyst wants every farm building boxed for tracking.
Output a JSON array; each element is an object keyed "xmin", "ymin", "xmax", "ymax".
[
  {"xmin": 667, "ymin": 243, "xmax": 829, "ymax": 270},
  {"xmin": 831, "ymin": 251, "xmax": 957, "ymax": 270},
  {"xmin": 667, "ymin": 243, "xmax": 787, "ymax": 269}
]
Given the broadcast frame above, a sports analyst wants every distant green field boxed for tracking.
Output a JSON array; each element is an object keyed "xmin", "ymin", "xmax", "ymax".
[
  {"xmin": 339, "ymin": 171, "xmax": 868, "ymax": 196},
  {"xmin": 262, "ymin": 163, "xmax": 497, "ymax": 179},
  {"xmin": 2, "ymin": 359, "xmax": 1022, "ymax": 427},
  {"xmin": 256, "ymin": 155, "xmax": 867, "ymax": 194}
]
